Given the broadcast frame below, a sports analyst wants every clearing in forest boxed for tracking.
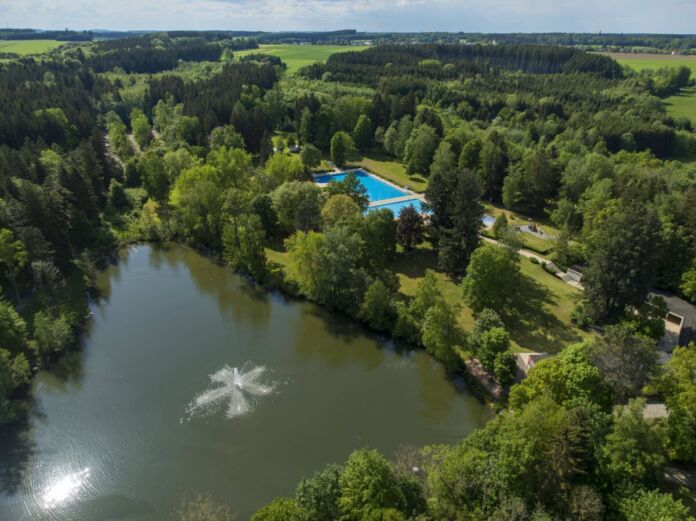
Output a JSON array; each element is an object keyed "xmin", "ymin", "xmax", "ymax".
[
  {"xmin": 0, "ymin": 39, "xmax": 64, "ymax": 55},
  {"xmin": 234, "ymin": 44, "xmax": 368, "ymax": 74}
]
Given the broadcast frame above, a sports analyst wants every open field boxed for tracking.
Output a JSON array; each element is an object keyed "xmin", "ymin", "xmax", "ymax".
[
  {"xmin": 0, "ymin": 39, "xmax": 64, "ymax": 55},
  {"xmin": 665, "ymin": 86, "xmax": 696, "ymax": 124},
  {"xmin": 234, "ymin": 44, "xmax": 368, "ymax": 74},
  {"xmin": 603, "ymin": 52, "xmax": 696, "ymax": 73}
]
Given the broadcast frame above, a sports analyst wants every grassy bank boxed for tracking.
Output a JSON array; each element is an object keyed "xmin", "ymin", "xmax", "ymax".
[
  {"xmin": 267, "ymin": 240, "xmax": 588, "ymax": 354},
  {"xmin": 349, "ymin": 153, "xmax": 428, "ymax": 193}
]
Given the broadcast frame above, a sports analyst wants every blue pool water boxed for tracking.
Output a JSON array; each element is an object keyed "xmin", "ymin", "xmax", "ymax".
[
  {"xmin": 368, "ymin": 198, "xmax": 425, "ymax": 216},
  {"xmin": 482, "ymin": 215, "xmax": 495, "ymax": 227},
  {"xmin": 314, "ymin": 170, "xmax": 407, "ymax": 202}
]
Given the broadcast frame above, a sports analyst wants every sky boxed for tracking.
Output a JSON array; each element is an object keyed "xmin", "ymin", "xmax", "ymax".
[{"xmin": 1, "ymin": 0, "xmax": 695, "ymax": 34}]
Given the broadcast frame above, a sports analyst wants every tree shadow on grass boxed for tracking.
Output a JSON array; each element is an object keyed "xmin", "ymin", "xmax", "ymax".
[
  {"xmin": 503, "ymin": 272, "xmax": 584, "ymax": 354},
  {"xmin": 391, "ymin": 247, "xmax": 439, "ymax": 281}
]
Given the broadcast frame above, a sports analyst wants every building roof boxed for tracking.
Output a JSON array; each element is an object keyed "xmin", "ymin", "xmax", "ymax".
[{"xmin": 652, "ymin": 291, "xmax": 696, "ymax": 346}]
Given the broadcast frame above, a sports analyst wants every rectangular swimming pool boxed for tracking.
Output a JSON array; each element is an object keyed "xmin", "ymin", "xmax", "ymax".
[
  {"xmin": 314, "ymin": 170, "xmax": 407, "ymax": 202},
  {"xmin": 367, "ymin": 198, "xmax": 425, "ymax": 215}
]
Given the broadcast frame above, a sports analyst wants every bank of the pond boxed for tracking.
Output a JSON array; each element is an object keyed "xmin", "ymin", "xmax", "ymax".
[{"xmin": 0, "ymin": 244, "xmax": 491, "ymax": 521}]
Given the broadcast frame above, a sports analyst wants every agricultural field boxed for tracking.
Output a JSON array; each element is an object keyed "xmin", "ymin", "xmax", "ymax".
[
  {"xmin": 234, "ymin": 44, "xmax": 368, "ymax": 74},
  {"xmin": 665, "ymin": 86, "xmax": 696, "ymax": 124},
  {"xmin": 0, "ymin": 39, "xmax": 64, "ymax": 55},
  {"xmin": 605, "ymin": 53, "xmax": 696, "ymax": 126},
  {"xmin": 604, "ymin": 52, "xmax": 696, "ymax": 73}
]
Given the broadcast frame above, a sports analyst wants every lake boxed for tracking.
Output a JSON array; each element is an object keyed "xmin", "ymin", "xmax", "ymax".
[{"xmin": 0, "ymin": 244, "xmax": 490, "ymax": 521}]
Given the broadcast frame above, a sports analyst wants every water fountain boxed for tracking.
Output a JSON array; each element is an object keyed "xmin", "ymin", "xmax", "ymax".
[{"xmin": 187, "ymin": 362, "xmax": 275, "ymax": 419}]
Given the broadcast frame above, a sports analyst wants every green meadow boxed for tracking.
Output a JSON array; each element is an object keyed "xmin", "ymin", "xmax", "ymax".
[
  {"xmin": 608, "ymin": 52, "xmax": 696, "ymax": 73},
  {"xmin": 234, "ymin": 44, "xmax": 368, "ymax": 74},
  {"xmin": 0, "ymin": 39, "xmax": 64, "ymax": 55},
  {"xmin": 664, "ymin": 86, "xmax": 696, "ymax": 124},
  {"xmin": 607, "ymin": 53, "xmax": 696, "ymax": 124}
]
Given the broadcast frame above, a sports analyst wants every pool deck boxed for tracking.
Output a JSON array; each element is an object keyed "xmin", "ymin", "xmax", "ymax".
[{"xmin": 368, "ymin": 194, "xmax": 423, "ymax": 207}]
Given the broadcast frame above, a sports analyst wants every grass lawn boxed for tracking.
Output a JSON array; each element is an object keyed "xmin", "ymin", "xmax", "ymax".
[
  {"xmin": 349, "ymin": 153, "xmax": 428, "ymax": 193},
  {"xmin": 234, "ymin": 44, "xmax": 367, "ymax": 74},
  {"xmin": 392, "ymin": 244, "xmax": 588, "ymax": 353},
  {"xmin": 604, "ymin": 52, "xmax": 696, "ymax": 74},
  {"xmin": 484, "ymin": 205, "xmax": 558, "ymax": 255},
  {"xmin": 267, "ymin": 239, "xmax": 588, "ymax": 354},
  {"xmin": 0, "ymin": 39, "xmax": 64, "ymax": 55},
  {"xmin": 664, "ymin": 86, "xmax": 696, "ymax": 124}
]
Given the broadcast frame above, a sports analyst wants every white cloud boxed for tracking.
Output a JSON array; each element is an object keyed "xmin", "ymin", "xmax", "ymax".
[{"xmin": 0, "ymin": 0, "xmax": 695, "ymax": 33}]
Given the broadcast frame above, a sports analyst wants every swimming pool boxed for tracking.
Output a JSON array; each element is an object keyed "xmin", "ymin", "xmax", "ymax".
[
  {"xmin": 482, "ymin": 215, "xmax": 495, "ymax": 227},
  {"xmin": 314, "ymin": 170, "xmax": 407, "ymax": 202},
  {"xmin": 367, "ymin": 198, "xmax": 425, "ymax": 215}
]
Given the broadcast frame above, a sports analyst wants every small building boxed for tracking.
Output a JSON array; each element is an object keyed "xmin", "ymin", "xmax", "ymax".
[
  {"xmin": 516, "ymin": 352, "xmax": 550, "ymax": 378},
  {"xmin": 567, "ymin": 265, "xmax": 585, "ymax": 283},
  {"xmin": 289, "ymin": 145, "xmax": 301, "ymax": 154},
  {"xmin": 642, "ymin": 402, "xmax": 668, "ymax": 420},
  {"xmin": 661, "ymin": 311, "xmax": 685, "ymax": 353},
  {"xmin": 652, "ymin": 291, "xmax": 696, "ymax": 347}
]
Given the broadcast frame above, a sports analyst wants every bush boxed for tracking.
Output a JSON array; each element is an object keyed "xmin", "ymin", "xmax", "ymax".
[
  {"xmin": 570, "ymin": 302, "xmax": 592, "ymax": 329},
  {"xmin": 392, "ymin": 302, "xmax": 421, "ymax": 345},
  {"xmin": 32, "ymin": 311, "xmax": 75, "ymax": 359}
]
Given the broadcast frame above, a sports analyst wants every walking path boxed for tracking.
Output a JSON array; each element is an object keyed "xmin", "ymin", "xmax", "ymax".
[{"xmin": 482, "ymin": 236, "xmax": 584, "ymax": 290}]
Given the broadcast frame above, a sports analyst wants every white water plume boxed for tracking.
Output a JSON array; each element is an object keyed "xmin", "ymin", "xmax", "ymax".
[{"xmin": 186, "ymin": 362, "xmax": 275, "ymax": 420}]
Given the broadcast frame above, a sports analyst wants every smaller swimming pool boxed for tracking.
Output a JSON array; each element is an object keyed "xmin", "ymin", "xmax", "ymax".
[
  {"xmin": 482, "ymin": 215, "xmax": 495, "ymax": 227},
  {"xmin": 314, "ymin": 170, "xmax": 407, "ymax": 202},
  {"xmin": 368, "ymin": 198, "xmax": 425, "ymax": 216}
]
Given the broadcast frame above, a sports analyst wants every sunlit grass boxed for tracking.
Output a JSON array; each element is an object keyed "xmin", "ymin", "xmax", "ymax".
[
  {"xmin": 234, "ymin": 44, "xmax": 368, "ymax": 74},
  {"xmin": 0, "ymin": 40, "xmax": 64, "ymax": 55}
]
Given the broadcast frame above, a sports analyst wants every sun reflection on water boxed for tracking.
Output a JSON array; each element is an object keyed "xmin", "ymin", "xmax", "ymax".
[{"xmin": 42, "ymin": 467, "xmax": 90, "ymax": 509}]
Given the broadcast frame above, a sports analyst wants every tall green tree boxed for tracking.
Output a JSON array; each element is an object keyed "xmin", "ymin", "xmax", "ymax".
[
  {"xmin": 130, "ymin": 108, "xmax": 151, "ymax": 149},
  {"xmin": 462, "ymin": 244, "xmax": 520, "ymax": 313},
  {"xmin": 600, "ymin": 398, "xmax": 665, "ymax": 489},
  {"xmin": 426, "ymin": 168, "xmax": 483, "ymax": 276},
  {"xmin": 583, "ymin": 201, "xmax": 661, "ymax": 323},
  {"xmin": 404, "ymin": 125, "xmax": 438, "ymax": 175},
  {"xmin": 422, "ymin": 299, "xmax": 465, "ymax": 367},
  {"xmin": 330, "ymin": 131, "xmax": 354, "ymax": 167},
  {"xmin": 0, "ymin": 229, "xmax": 27, "ymax": 300},
  {"xmin": 222, "ymin": 214, "xmax": 267, "ymax": 279},
  {"xmin": 353, "ymin": 114, "xmax": 373, "ymax": 151},
  {"xmin": 395, "ymin": 205, "xmax": 424, "ymax": 252},
  {"xmin": 589, "ymin": 324, "xmax": 659, "ymax": 403},
  {"xmin": 339, "ymin": 449, "xmax": 405, "ymax": 521}
]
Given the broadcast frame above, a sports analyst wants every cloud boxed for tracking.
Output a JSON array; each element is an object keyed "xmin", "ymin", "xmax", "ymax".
[{"xmin": 0, "ymin": 0, "xmax": 695, "ymax": 33}]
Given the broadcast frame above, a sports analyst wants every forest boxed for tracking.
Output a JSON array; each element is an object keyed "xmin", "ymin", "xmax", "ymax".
[{"xmin": 0, "ymin": 32, "xmax": 695, "ymax": 521}]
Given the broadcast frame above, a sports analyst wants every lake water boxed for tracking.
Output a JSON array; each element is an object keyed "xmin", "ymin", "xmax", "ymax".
[{"xmin": 0, "ymin": 244, "xmax": 489, "ymax": 521}]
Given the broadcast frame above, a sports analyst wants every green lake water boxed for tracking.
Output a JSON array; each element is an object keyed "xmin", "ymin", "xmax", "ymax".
[{"xmin": 0, "ymin": 244, "xmax": 490, "ymax": 520}]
